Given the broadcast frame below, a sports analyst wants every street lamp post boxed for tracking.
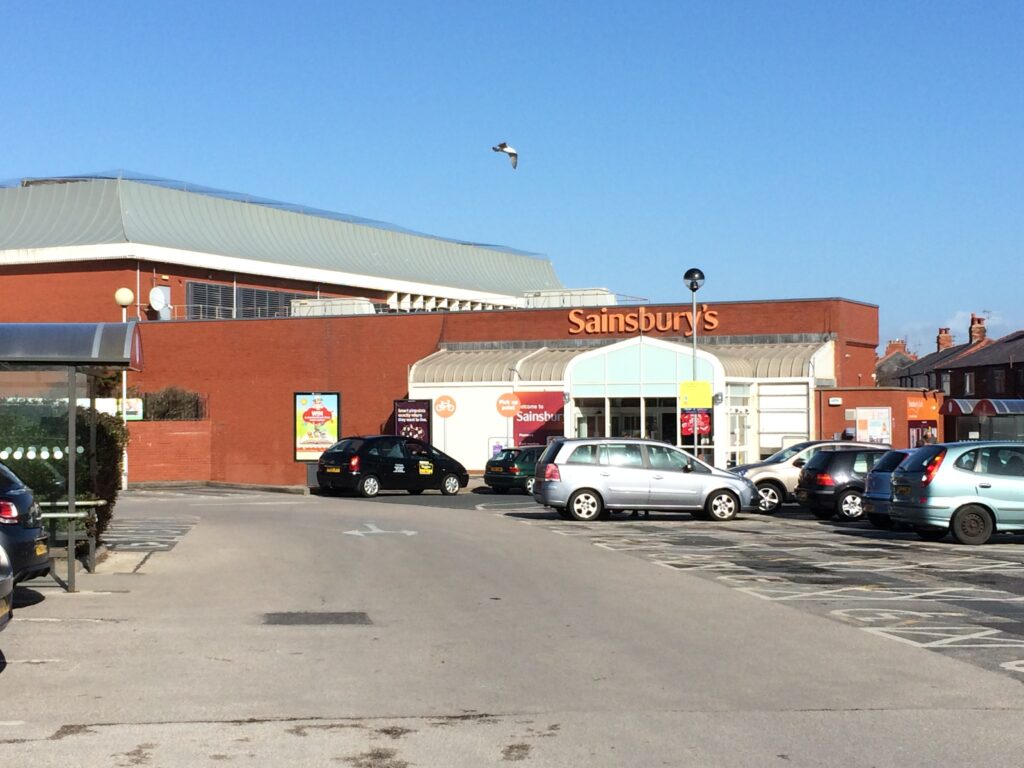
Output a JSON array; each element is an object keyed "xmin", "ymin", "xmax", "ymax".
[
  {"xmin": 683, "ymin": 268, "xmax": 705, "ymax": 460},
  {"xmin": 114, "ymin": 288, "xmax": 134, "ymax": 491}
]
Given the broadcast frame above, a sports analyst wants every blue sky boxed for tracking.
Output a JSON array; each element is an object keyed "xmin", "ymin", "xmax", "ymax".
[{"xmin": 3, "ymin": 1, "xmax": 1021, "ymax": 354}]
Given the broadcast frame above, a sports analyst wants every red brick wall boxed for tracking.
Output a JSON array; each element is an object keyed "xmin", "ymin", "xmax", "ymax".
[
  {"xmin": 127, "ymin": 421, "xmax": 212, "ymax": 482},
  {"xmin": 815, "ymin": 388, "xmax": 944, "ymax": 449}
]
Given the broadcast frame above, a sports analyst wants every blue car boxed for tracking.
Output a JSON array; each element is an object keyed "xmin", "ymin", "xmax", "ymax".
[{"xmin": 890, "ymin": 442, "xmax": 1024, "ymax": 544}]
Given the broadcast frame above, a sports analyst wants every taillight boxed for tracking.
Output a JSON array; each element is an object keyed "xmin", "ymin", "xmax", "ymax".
[
  {"xmin": 815, "ymin": 473, "xmax": 835, "ymax": 487},
  {"xmin": 348, "ymin": 455, "xmax": 360, "ymax": 472},
  {"xmin": 509, "ymin": 466, "xmax": 520, "ymax": 475},
  {"xmin": 921, "ymin": 450, "xmax": 946, "ymax": 487},
  {"xmin": 544, "ymin": 464, "xmax": 561, "ymax": 481},
  {"xmin": 0, "ymin": 501, "xmax": 19, "ymax": 524}
]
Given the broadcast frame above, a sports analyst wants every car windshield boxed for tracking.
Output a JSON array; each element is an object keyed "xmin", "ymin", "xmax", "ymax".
[{"xmin": 762, "ymin": 443, "xmax": 812, "ymax": 464}]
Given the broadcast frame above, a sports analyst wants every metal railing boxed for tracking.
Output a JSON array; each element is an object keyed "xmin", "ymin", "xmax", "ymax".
[{"xmin": 39, "ymin": 500, "xmax": 105, "ymax": 592}]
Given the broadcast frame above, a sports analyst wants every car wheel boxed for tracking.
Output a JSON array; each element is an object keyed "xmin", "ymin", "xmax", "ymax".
[
  {"xmin": 493, "ymin": 486, "xmax": 509, "ymax": 494},
  {"xmin": 951, "ymin": 505, "xmax": 994, "ymax": 546},
  {"xmin": 756, "ymin": 482, "xmax": 783, "ymax": 514},
  {"xmin": 705, "ymin": 490, "xmax": 739, "ymax": 521},
  {"xmin": 358, "ymin": 475, "xmax": 380, "ymax": 498},
  {"xmin": 836, "ymin": 491, "xmax": 865, "ymax": 521},
  {"xmin": 407, "ymin": 489, "xmax": 424, "ymax": 495},
  {"xmin": 567, "ymin": 489, "xmax": 604, "ymax": 521},
  {"xmin": 866, "ymin": 512, "xmax": 892, "ymax": 530},
  {"xmin": 523, "ymin": 477, "xmax": 536, "ymax": 495},
  {"xmin": 916, "ymin": 527, "xmax": 948, "ymax": 541},
  {"xmin": 440, "ymin": 474, "xmax": 461, "ymax": 496}
]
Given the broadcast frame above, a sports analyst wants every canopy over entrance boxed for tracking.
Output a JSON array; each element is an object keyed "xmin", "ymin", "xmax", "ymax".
[{"xmin": 0, "ymin": 322, "xmax": 142, "ymax": 370}]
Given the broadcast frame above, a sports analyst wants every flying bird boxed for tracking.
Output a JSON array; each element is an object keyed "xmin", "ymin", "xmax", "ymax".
[{"xmin": 492, "ymin": 142, "xmax": 518, "ymax": 169}]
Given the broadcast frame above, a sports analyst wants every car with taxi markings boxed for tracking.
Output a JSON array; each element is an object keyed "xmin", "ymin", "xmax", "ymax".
[{"xmin": 317, "ymin": 435, "xmax": 469, "ymax": 497}]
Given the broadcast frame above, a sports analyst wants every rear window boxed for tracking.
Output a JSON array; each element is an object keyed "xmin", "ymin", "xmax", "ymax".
[
  {"xmin": 804, "ymin": 451, "xmax": 835, "ymax": 471},
  {"xmin": 538, "ymin": 440, "xmax": 564, "ymax": 465},
  {"xmin": 898, "ymin": 445, "xmax": 945, "ymax": 472},
  {"xmin": 325, "ymin": 439, "xmax": 363, "ymax": 455},
  {"xmin": 493, "ymin": 449, "xmax": 519, "ymax": 462},
  {"xmin": 0, "ymin": 463, "xmax": 24, "ymax": 492},
  {"xmin": 872, "ymin": 450, "xmax": 911, "ymax": 473}
]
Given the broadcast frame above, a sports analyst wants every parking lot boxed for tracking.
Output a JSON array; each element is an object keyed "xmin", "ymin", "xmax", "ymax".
[
  {"xmin": 373, "ymin": 485, "xmax": 1024, "ymax": 682},
  {"xmin": 5, "ymin": 484, "xmax": 1024, "ymax": 765}
]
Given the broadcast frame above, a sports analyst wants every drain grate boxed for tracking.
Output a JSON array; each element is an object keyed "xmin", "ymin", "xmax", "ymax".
[{"xmin": 263, "ymin": 612, "xmax": 372, "ymax": 626}]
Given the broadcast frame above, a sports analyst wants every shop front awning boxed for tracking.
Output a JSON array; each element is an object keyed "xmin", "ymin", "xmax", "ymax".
[
  {"xmin": 410, "ymin": 341, "xmax": 826, "ymax": 385},
  {"xmin": 974, "ymin": 399, "xmax": 1024, "ymax": 416},
  {"xmin": 940, "ymin": 398, "xmax": 979, "ymax": 415}
]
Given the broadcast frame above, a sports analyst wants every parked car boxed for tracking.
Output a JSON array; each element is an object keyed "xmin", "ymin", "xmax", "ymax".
[
  {"xmin": 862, "ymin": 449, "xmax": 913, "ymax": 529},
  {"xmin": 794, "ymin": 447, "xmax": 890, "ymax": 521},
  {"xmin": 890, "ymin": 442, "xmax": 1024, "ymax": 545},
  {"xmin": 484, "ymin": 445, "xmax": 544, "ymax": 495},
  {"xmin": 732, "ymin": 440, "xmax": 889, "ymax": 514},
  {"xmin": 0, "ymin": 462, "xmax": 50, "ymax": 583},
  {"xmin": 0, "ymin": 546, "xmax": 12, "ymax": 632},
  {"xmin": 316, "ymin": 435, "xmax": 469, "ymax": 497},
  {"xmin": 532, "ymin": 437, "xmax": 757, "ymax": 522}
]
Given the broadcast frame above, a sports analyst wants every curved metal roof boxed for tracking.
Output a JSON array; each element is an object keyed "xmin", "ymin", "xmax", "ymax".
[
  {"xmin": 0, "ymin": 322, "xmax": 142, "ymax": 369},
  {"xmin": 410, "ymin": 342, "xmax": 824, "ymax": 384},
  {"xmin": 0, "ymin": 176, "xmax": 563, "ymax": 296}
]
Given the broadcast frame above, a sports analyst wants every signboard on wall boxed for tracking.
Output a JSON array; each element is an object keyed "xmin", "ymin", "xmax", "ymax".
[
  {"xmin": 855, "ymin": 406, "xmax": 891, "ymax": 445},
  {"xmin": 393, "ymin": 399, "xmax": 431, "ymax": 443},
  {"xmin": 295, "ymin": 392, "xmax": 340, "ymax": 461},
  {"xmin": 679, "ymin": 381, "xmax": 713, "ymax": 409},
  {"xmin": 513, "ymin": 392, "xmax": 564, "ymax": 446}
]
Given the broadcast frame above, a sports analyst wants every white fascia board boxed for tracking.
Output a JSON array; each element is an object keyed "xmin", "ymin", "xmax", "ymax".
[{"xmin": 0, "ymin": 243, "xmax": 526, "ymax": 305}]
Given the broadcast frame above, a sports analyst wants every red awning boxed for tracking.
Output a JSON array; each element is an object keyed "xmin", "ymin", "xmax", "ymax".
[
  {"xmin": 939, "ymin": 398, "xmax": 979, "ymax": 416},
  {"xmin": 974, "ymin": 399, "xmax": 1024, "ymax": 416}
]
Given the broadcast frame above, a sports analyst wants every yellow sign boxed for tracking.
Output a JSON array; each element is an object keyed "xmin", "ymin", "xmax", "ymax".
[
  {"xmin": 418, "ymin": 461, "xmax": 434, "ymax": 475},
  {"xmin": 679, "ymin": 381, "xmax": 712, "ymax": 409}
]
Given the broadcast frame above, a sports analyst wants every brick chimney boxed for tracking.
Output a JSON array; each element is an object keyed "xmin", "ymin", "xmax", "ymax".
[
  {"xmin": 883, "ymin": 339, "xmax": 909, "ymax": 358},
  {"xmin": 936, "ymin": 328, "xmax": 954, "ymax": 351},
  {"xmin": 969, "ymin": 313, "xmax": 987, "ymax": 344}
]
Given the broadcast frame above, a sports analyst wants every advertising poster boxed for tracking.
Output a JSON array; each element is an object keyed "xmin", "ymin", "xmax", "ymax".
[
  {"xmin": 855, "ymin": 406, "xmax": 892, "ymax": 445},
  {"xmin": 680, "ymin": 410, "xmax": 711, "ymax": 437},
  {"xmin": 295, "ymin": 392, "xmax": 340, "ymax": 461},
  {"xmin": 513, "ymin": 392, "xmax": 564, "ymax": 446},
  {"xmin": 393, "ymin": 399, "xmax": 431, "ymax": 443}
]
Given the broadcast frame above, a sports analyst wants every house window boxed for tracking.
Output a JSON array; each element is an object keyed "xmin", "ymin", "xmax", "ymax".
[
  {"xmin": 940, "ymin": 373, "xmax": 951, "ymax": 395},
  {"xmin": 964, "ymin": 372, "xmax": 975, "ymax": 396},
  {"xmin": 992, "ymin": 369, "xmax": 1006, "ymax": 395}
]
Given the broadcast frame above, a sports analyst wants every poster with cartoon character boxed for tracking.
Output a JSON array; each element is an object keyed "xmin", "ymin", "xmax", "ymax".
[{"xmin": 295, "ymin": 392, "xmax": 340, "ymax": 461}]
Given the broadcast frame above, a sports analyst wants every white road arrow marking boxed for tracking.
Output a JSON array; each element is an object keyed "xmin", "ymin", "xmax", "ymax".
[{"xmin": 344, "ymin": 522, "xmax": 417, "ymax": 537}]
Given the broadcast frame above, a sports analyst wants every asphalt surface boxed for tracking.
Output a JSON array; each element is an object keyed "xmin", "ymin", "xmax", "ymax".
[{"xmin": 1, "ymin": 485, "xmax": 1024, "ymax": 766}]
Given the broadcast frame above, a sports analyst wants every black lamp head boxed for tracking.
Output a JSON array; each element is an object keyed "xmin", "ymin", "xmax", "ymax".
[{"xmin": 684, "ymin": 267, "xmax": 705, "ymax": 293}]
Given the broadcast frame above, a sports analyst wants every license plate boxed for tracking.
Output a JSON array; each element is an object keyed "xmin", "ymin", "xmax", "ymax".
[
  {"xmin": 491, "ymin": 467, "xmax": 503, "ymax": 473},
  {"xmin": 895, "ymin": 485, "xmax": 909, "ymax": 496},
  {"xmin": 325, "ymin": 467, "xmax": 341, "ymax": 474},
  {"xmin": 35, "ymin": 542, "xmax": 48, "ymax": 557},
  {"xmin": 0, "ymin": 596, "xmax": 8, "ymax": 614}
]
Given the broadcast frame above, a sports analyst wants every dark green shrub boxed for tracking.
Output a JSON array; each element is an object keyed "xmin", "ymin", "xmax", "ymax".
[{"xmin": 143, "ymin": 387, "xmax": 205, "ymax": 420}]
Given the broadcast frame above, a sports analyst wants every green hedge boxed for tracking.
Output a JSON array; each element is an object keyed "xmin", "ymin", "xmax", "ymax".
[{"xmin": 0, "ymin": 404, "xmax": 127, "ymax": 540}]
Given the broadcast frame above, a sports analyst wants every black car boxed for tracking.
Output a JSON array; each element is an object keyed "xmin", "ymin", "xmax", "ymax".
[
  {"xmin": 317, "ymin": 435, "xmax": 469, "ymax": 497},
  {"xmin": 794, "ymin": 448, "xmax": 889, "ymax": 521},
  {"xmin": 862, "ymin": 449, "xmax": 913, "ymax": 529},
  {"xmin": 0, "ymin": 462, "xmax": 50, "ymax": 583},
  {"xmin": 484, "ymin": 445, "xmax": 544, "ymax": 495}
]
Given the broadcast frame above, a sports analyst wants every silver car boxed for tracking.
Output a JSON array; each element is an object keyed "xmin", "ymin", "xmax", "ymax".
[
  {"xmin": 0, "ymin": 546, "xmax": 13, "ymax": 632},
  {"xmin": 732, "ymin": 440, "xmax": 889, "ymax": 513},
  {"xmin": 532, "ymin": 438, "xmax": 757, "ymax": 522}
]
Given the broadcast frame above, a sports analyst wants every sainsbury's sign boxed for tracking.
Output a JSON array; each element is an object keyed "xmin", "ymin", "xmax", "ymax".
[{"xmin": 568, "ymin": 305, "xmax": 719, "ymax": 336}]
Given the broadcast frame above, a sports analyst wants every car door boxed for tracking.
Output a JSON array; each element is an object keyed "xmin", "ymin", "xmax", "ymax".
[
  {"xmin": 401, "ymin": 439, "xmax": 438, "ymax": 491},
  {"xmin": 645, "ymin": 444, "xmax": 711, "ymax": 510},
  {"xmin": 974, "ymin": 446, "xmax": 1024, "ymax": 525},
  {"xmin": 594, "ymin": 442, "xmax": 649, "ymax": 508},
  {"xmin": 365, "ymin": 437, "xmax": 415, "ymax": 491}
]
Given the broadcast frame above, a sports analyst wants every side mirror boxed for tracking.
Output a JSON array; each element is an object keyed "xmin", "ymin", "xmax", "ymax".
[{"xmin": 793, "ymin": 458, "xmax": 806, "ymax": 468}]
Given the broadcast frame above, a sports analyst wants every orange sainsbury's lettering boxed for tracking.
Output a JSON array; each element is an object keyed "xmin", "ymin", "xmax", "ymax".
[{"xmin": 567, "ymin": 306, "xmax": 720, "ymax": 336}]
